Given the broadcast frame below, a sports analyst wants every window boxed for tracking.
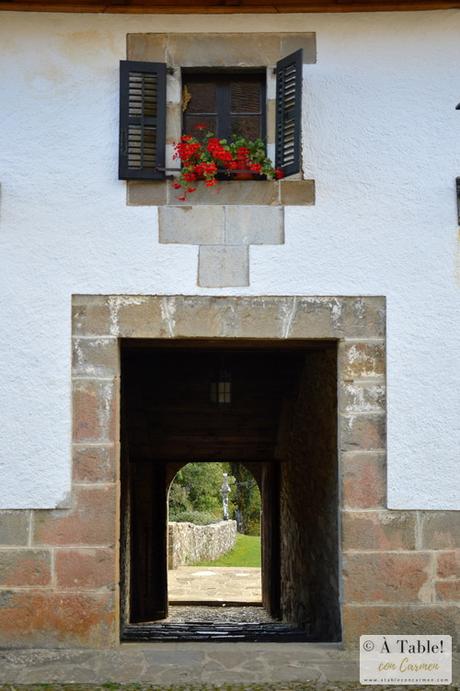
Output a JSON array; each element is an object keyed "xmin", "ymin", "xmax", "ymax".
[
  {"xmin": 118, "ymin": 49, "xmax": 303, "ymax": 181},
  {"xmin": 182, "ymin": 71, "xmax": 266, "ymax": 142}
]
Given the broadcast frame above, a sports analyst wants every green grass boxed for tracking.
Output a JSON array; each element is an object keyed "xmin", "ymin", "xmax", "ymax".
[{"xmin": 193, "ymin": 533, "xmax": 261, "ymax": 568}]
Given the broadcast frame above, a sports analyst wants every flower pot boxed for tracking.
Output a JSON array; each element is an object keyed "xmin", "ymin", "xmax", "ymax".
[{"xmin": 234, "ymin": 172, "xmax": 255, "ymax": 181}]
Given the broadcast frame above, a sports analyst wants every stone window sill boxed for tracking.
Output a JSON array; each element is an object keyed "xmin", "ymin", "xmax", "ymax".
[{"xmin": 127, "ymin": 179, "xmax": 315, "ymax": 207}]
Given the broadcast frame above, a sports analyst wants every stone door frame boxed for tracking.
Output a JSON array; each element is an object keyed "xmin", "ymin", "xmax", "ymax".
[{"xmin": 71, "ymin": 294, "xmax": 386, "ymax": 645}]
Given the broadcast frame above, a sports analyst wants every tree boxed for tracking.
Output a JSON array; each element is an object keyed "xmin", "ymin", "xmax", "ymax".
[{"xmin": 169, "ymin": 462, "xmax": 226, "ymax": 518}]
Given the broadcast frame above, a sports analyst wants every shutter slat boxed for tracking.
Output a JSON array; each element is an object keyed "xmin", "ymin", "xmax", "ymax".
[
  {"xmin": 275, "ymin": 49, "xmax": 302, "ymax": 177},
  {"xmin": 119, "ymin": 60, "xmax": 166, "ymax": 180}
]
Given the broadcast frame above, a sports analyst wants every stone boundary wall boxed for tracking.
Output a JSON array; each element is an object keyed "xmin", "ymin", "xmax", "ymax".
[{"xmin": 168, "ymin": 520, "xmax": 237, "ymax": 570}]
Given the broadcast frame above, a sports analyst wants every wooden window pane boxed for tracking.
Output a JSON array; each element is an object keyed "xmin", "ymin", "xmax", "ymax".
[
  {"xmin": 183, "ymin": 115, "xmax": 217, "ymax": 138},
  {"xmin": 231, "ymin": 81, "xmax": 261, "ymax": 114},
  {"xmin": 231, "ymin": 115, "xmax": 261, "ymax": 139},
  {"xmin": 185, "ymin": 81, "xmax": 217, "ymax": 114}
]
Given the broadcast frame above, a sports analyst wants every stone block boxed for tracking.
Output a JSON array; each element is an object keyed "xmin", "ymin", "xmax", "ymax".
[
  {"xmin": 0, "ymin": 549, "xmax": 51, "ymax": 586},
  {"xmin": 341, "ymin": 342, "xmax": 385, "ymax": 380},
  {"xmin": 72, "ymin": 297, "xmax": 111, "ymax": 337},
  {"xmin": 342, "ymin": 298, "xmax": 386, "ymax": 339},
  {"xmin": 127, "ymin": 181, "xmax": 167, "ymax": 206},
  {"xmin": 167, "ymin": 34, "xmax": 281, "ymax": 67},
  {"xmin": 342, "ymin": 451, "xmax": 386, "ymax": 509},
  {"xmin": 266, "ymin": 99, "xmax": 276, "ymax": 144},
  {"xmin": 437, "ymin": 550, "xmax": 460, "ymax": 579},
  {"xmin": 72, "ymin": 380, "xmax": 117, "ymax": 444},
  {"xmin": 435, "ymin": 580, "xmax": 460, "ymax": 602},
  {"xmin": 166, "ymin": 103, "xmax": 181, "ymax": 144},
  {"xmin": 167, "ymin": 181, "xmax": 280, "ymax": 206},
  {"xmin": 72, "ymin": 338, "xmax": 118, "ymax": 378},
  {"xmin": 421, "ymin": 512, "xmax": 460, "ymax": 550},
  {"xmin": 341, "ymin": 414, "xmax": 386, "ymax": 451},
  {"xmin": 110, "ymin": 295, "xmax": 164, "ymax": 338},
  {"xmin": 218, "ymin": 297, "xmax": 291, "ymax": 339},
  {"xmin": 342, "ymin": 510, "xmax": 417, "ymax": 551},
  {"xmin": 343, "ymin": 552, "xmax": 431, "ymax": 604},
  {"xmin": 225, "ymin": 206, "xmax": 284, "ymax": 245},
  {"xmin": 159, "ymin": 206, "xmax": 225, "ymax": 245},
  {"xmin": 343, "ymin": 604, "xmax": 458, "ymax": 647},
  {"xmin": 285, "ymin": 297, "xmax": 346, "ymax": 339},
  {"xmin": 72, "ymin": 445, "xmax": 116, "ymax": 484},
  {"xmin": 127, "ymin": 33, "xmax": 167, "ymax": 61},
  {"xmin": 55, "ymin": 548, "xmax": 115, "ymax": 589},
  {"xmin": 340, "ymin": 382, "xmax": 385, "ymax": 415},
  {"xmin": 0, "ymin": 590, "xmax": 116, "ymax": 648},
  {"xmin": 280, "ymin": 33, "xmax": 317, "ymax": 64},
  {"xmin": 33, "ymin": 486, "xmax": 116, "ymax": 546},
  {"xmin": 0, "ymin": 511, "xmax": 30, "ymax": 546},
  {"xmin": 279, "ymin": 180, "xmax": 316, "ymax": 205},
  {"xmin": 198, "ymin": 245, "xmax": 249, "ymax": 288}
]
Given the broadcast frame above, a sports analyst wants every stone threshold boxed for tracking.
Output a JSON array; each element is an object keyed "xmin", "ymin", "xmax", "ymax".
[
  {"xmin": 1, "ymin": 647, "xmax": 458, "ymax": 685},
  {"xmin": 127, "ymin": 179, "xmax": 315, "ymax": 206}
]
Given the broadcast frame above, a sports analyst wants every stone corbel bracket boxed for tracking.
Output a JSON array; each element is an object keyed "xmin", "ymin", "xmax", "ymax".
[{"xmin": 129, "ymin": 179, "xmax": 315, "ymax": 287}]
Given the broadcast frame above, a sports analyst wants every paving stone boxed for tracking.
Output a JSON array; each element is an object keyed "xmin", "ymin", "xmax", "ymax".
[
  {"xmin": 225, "ymin": 206, "xmax": 284, "ymax": 245},
  {"xmin": 198, "ymin": 245, "xmax": 249, "ymax": 288}
]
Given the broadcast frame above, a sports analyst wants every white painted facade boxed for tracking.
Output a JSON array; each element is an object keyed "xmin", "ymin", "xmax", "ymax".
[{"xmin": 0, "ymin": 10, "xmax": 459, "ymax": 510}]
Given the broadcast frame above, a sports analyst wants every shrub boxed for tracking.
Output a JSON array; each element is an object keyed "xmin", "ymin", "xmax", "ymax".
[{"xmin": 169, "ymin": 510, "xmax": 219, "ymax": 526}]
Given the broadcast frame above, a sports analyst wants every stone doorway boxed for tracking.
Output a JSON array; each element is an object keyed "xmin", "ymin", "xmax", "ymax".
[{"xmin": 120, "ymin": 338, "xmax": 341, "ymax": 641}]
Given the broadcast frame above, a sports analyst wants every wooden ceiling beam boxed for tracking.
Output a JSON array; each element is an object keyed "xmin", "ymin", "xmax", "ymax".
[{"xmin": 0, "ymin": 0, "xmax": 459, "ymax": 12}]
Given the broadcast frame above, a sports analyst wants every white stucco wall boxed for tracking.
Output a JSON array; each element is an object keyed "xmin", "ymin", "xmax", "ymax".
[{"xmin": 0, "ymin": 10, "xmax": 458, "ymax": 509}]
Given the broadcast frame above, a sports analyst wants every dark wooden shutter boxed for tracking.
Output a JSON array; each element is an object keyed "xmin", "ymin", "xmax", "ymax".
[
  {"xmin": 119, "ymin": 60, "xmax": 166, "ymax": 180},
  {"xmin": 275, "ymin": 49, "xmax": 303, "ymax": 177}
]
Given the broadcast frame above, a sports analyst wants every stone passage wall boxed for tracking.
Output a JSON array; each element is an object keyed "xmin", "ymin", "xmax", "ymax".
[
  {"xmin": 168, "ymin": 520, "xmax": 237, "ymax": 570},
  {"xmin": 280, "ymin": 348, "xmax": 340, "ymax": 640}
]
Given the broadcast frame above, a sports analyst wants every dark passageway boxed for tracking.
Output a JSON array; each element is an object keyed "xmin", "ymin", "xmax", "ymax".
[{"xmin": 120, "ymin": 340, "xmax": 340, "ymax": 642}]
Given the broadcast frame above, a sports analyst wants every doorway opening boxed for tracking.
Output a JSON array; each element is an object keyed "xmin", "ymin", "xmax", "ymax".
[
  {"xmin": 120, "ymin": 339, "xmax": 341, "ymax": 641},
  {"xmin": 167, "ymin": 462, "xmax": 262, "ymax": 606}
]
